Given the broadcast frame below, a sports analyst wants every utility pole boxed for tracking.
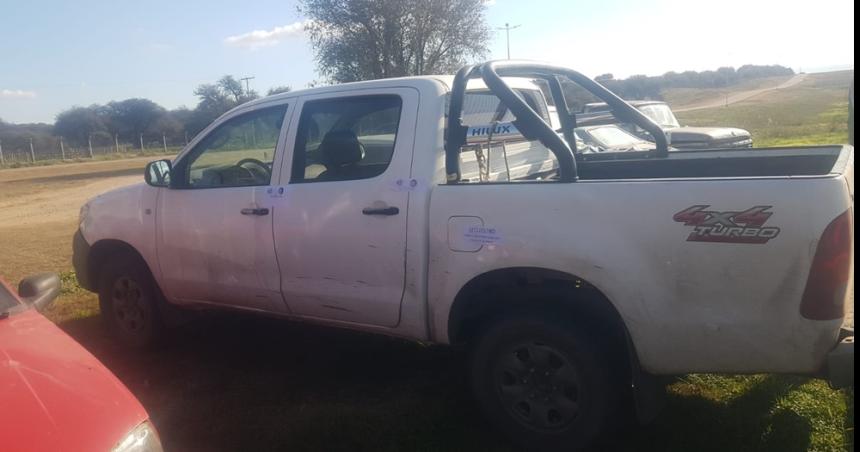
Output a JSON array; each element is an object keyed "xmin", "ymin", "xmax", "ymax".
[
  {"xmin": 496, "ymin": 23, "xmax": 521, "ymax": 60},
  {"xmin": 0, "ymin": 139, "xmax": 4, "ymax": 166},
  {"xmin": 29, "ymin": 138, "xmax": 35, "ymax": 163},
  {"xmin": 115, "ymin": 134, "xmax": 120, "ymax": 153},
  {"xmin": 88, "ymin": 134, "xmax": 94, "ymax": 158},
  {"xmin": 60, "ymin": 137, "xmax": 66, "ymax": 160},
  {"xmin": 162, "ymin": 133, "xmax": 168, "ymax": 153},
  {"xmin": 140, "ymin": 133, "xmax": 145, "ymax": 152},
  {"xmin": 240, "ymin": 76, "xmax": 256, "ymax": 96}
]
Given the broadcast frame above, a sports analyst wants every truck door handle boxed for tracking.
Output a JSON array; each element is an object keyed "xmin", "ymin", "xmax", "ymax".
[
  {"xmin": 241, "ymin": 207, "xmax": 269, "ymax": 216},
  {"xmin": 362, "ymin": 206, "xmax": 399, "ymax": 216}
]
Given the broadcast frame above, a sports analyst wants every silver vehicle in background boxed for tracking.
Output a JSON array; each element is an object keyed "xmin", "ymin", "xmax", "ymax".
[{"xmin": 580, "ymin": 100, "xmax": 753, "ymax": 149}]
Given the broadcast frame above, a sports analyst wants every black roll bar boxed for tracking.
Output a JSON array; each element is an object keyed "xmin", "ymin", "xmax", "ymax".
[{"xmin": 444, "ymin": 60, "xmax": 669, "ymax": 183}]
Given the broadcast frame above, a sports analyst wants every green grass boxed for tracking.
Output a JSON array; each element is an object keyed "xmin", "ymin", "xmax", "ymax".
[
  {"xmin": 676, "ymin": 71, "xmax": 853, "ymax": 148},
  {"xmin": 662, "ymin": 75, "xmax": 794, "ymax": 110}
]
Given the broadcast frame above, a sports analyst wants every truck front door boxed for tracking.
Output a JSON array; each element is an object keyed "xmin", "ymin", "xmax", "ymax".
[
  {"xmin": 272, "ymin": 89, "xmax": 418, "ymax": 327},
  {"xmin": 156, "ymin": 103, "xmax": 292, "ymax": 313}
]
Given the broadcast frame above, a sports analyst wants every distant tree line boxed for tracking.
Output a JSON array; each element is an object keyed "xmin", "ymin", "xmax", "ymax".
[
  {"xmin": 1, "ymin": 63, "xmax": 792, "ymax": 156},
  {"xmin": 0, "ymin": 76, "xmax": 292, "ymax": 154},
  {"xmin": 574, "ymin": 64, "xmax": 795, "ymax": 107}
]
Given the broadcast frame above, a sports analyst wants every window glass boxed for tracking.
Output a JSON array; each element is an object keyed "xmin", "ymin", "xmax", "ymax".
[
  {"xmin": 184, "ymin": 105, "xmax": 287, "ymax": 188},
  {"xmin": 458, "ymin": 89, "xmax": 558, "ymax": 183},
  {"xmin": 292, "ymin": 96, "xmax": 402, "ymax": 183},
  {"xmin": 639, "ymin": 104, "xmax": 681, "ymax": 128},
  {"xmin": 461, "ymin": 89, "xmax": 550, "ymax": 125}
]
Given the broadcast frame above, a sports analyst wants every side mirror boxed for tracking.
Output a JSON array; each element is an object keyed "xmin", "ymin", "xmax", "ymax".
[
  {"xmin": 145, "ymin": 159, "xmax": 172, "ymax": 187},
  {"xmin": 18, "ymin": 273, "xmax": 61, "ymax": 312}
]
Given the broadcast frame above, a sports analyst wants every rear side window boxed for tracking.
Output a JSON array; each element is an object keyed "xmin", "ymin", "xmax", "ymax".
[
  {"xmin": 291, "ymin": 95, "xmax": 402, "ymax": 183},
  {"xmin": 458, "ymin": 89, "xmax": 558, "ymax": 183}
]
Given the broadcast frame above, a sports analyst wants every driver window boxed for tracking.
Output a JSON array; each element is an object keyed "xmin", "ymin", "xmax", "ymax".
[{"xmin": 184, "ymin": 105, "xmax": 288, "ymax": 188}]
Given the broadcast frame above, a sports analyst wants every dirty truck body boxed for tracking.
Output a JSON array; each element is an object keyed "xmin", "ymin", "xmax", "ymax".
[{"xmin": 74, "ymin": 61, "xmax": 854, "ymax": 450}]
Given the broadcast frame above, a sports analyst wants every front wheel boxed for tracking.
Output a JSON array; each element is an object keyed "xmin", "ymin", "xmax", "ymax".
[
  {"xmin": 98, "ymin": 258, "xmax": 163, "ymax": 349},
  {"xmin": 470, "ymin": 312, "xmax": 616, "ymax": 451}
]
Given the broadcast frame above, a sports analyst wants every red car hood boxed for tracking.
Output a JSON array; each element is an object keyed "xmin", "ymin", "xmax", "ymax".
[{"xmin": 0, "ymin": 309, "xmax": 148, "ymax": 452}]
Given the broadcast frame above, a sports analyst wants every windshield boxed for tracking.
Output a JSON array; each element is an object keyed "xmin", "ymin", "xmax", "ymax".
[
  {"xmin": 586, "ymin": 126, "xmax": 646, "ymax": 147},
  {"xmin": 638, "ymin": 104, "xmax": 680, "ymax": 128}
]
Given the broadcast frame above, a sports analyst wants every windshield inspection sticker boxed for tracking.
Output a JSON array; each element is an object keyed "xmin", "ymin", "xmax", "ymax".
[
  {"xmin": 673, "ymin": 205, "xmax": 780, "ymax": 244},
  {"xmin": 464, "ymin": 226, "xmax": 502, "ymax": 245}
]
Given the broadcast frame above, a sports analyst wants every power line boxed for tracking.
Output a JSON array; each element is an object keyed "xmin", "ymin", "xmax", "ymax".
[
  {"xmin": 239, "ymin": 76, "xmax": 256, "ymax": 96},
  {"xmin": 496, "ymin": 23, "xmax": 521, "ymax": 60}
]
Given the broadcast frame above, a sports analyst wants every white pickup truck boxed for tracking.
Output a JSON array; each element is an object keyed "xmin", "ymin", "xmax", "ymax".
[{"xmin": 74, "ymin": 61, "xmax": 854, "ymax": 451}]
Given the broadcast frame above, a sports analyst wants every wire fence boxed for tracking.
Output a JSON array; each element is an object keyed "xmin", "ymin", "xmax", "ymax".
[{"xmin": 0, "ymin": 134, "xmax": 185, "ymax": 168}]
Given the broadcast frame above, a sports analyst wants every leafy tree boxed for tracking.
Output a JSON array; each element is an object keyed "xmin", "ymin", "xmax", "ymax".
[
  {"xmin": 104, "ymin": 98, "xmax": 166, "ymax": 146},
  {"xmin": 53, "ymin": 106, "xmax": 107, "ymax": 146},
  {"xmin": 193, "ymin": 83, "xmax": 233, "ymax": 118},
  {"xmin": 300, "ymin": 0, "xmax": 491, "ymax": 83},
  {"xmin": 219, "ymin": 76, "xmax": 245, "ymax": 103},
  {"xmin": 189, "ymin": 75, "xmax": 260, "ymax": 135}
]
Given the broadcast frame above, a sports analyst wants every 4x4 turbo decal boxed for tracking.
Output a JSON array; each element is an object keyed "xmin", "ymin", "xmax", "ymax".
[{"xmin": 673, "ymin": 205, "xmax": 780, "ymax": 244}]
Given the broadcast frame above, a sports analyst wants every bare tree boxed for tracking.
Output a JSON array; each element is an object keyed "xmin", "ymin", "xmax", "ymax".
[{"xmin": 300, "ymin": 0, "xmax": 491, "ymax": 83}]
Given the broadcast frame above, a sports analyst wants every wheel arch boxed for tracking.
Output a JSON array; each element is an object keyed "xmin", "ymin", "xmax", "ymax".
[
  {"xmin": 446, "ymin": 266, "xmax": 663, "ymax": 422},
  {"xmin": 86, "ymin": 239, "xmax": 155, "ymax": 290},
  {"xmin": 447, "ymin": 267, "xmax": 627, "ymax": 346}
]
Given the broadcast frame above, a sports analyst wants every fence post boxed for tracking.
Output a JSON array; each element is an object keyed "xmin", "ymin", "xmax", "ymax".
[
  {"xmin": 29, "ymin": 138, "xmax": 36, "ymax": 163},
  {"xmin": 88, "ymin": 135, "xmax": 94, "ymax": 158},
  {"xmin": 0, "ymin": 138, "xmax": 4, "ymax": 166},
  {"xmin": 60, "ymin": 137, "xmax": 66, "ymax": 160}
]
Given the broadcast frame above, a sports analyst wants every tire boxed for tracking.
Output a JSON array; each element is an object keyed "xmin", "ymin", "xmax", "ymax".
[
  {"xmin": 98, "ymin": 256, "xmax": 164, "ymax": 349},
  {"xmin": 470, "ymin": 311, "xmax": 616, "ymax": 451}
]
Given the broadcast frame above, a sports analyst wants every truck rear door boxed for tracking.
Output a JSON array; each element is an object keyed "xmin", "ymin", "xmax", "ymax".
[{"xmin": 271, "ymin": 88, "xmax": 419, "ymax": 327}]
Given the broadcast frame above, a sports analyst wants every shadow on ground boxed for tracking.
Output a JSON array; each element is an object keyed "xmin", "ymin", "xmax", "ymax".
[{"xmin": 59, "ymin": 313, "xmax": 832, "ymax": 452}]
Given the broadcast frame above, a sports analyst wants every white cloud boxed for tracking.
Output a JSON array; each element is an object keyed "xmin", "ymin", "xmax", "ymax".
[
  {"xmin": 224, "ymin": 21, "xmax": 311, "ymax": 50},
  {"xmin": 0, "ymin": 89, "xmax": 36, "ymax": 99},
  {"xmin": 483, "ymin": 0, "xmax": 497, "ymax": 5}
]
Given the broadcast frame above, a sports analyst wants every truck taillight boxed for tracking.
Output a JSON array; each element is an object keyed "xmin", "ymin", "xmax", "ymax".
[{"xmin": 800, "ymin": 210, "xmax": 853, "ymax": 320}]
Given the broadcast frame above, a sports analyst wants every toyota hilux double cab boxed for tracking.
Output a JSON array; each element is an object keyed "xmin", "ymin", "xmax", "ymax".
[{"xmin": 74, "ymin": 61, "xmax": 854, "ymax": 451}]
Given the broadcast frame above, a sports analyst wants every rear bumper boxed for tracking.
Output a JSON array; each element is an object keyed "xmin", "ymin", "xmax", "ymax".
[
  {"xmin": 72, "ymin": 229, "xmax": 94, "ymax": 291},
  {"xmin": 825, "ymin": 327, "xmax": 854, "ymax": 388}
]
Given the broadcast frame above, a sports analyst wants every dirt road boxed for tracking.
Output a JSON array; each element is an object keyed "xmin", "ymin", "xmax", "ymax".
[
  {"xmin": 674, "ymin": 74, "xmax": 808, "ymax": 112},
  {"xmin": 0, "ymin": 159, "xmax": 147, "ymax": 280},
  {"xmin": 0, "ymin": 174, "xmax": 139, "ymax": 228}
]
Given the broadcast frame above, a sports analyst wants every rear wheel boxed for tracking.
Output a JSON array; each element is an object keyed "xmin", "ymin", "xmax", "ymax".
[
  {"xmin": 471, "ymin": 311, "xmax": 616, "ymax": 451},
  {"xmin": 98, "ymin": 257, "xmax": 163, "ymax": 349}
]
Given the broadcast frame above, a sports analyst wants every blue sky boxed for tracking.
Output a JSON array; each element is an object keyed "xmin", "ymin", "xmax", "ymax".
[{"xmin": 0, "ymin": 0, "xmax": 854, "ymax": 124}]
